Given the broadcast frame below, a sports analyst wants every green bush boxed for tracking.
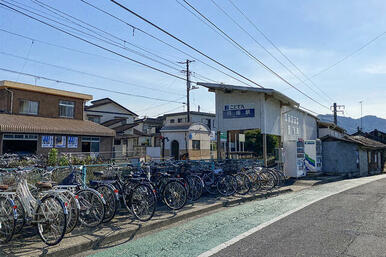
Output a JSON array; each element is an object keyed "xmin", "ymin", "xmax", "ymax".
[
  {"xmin": 48, "ymin": 149, "xmax": 58, "ymax": 166},
  {"xmin": 58, "ymin": 156, "xmax": 70, "ymax": 166}
]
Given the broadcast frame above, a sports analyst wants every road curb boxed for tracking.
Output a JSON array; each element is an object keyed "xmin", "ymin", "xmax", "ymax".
[{"xmin": 40, "ymin": 188, "xmax": 293, "ymax": 257}]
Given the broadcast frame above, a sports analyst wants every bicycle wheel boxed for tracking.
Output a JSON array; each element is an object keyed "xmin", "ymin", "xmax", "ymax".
[
  {"xmin": 188, "ymin": 175, "xmax": 203, "ymax": 201},
  {"xmin": 60, "ymin": 191, "xmax": 79, "ymax": 234},
  {"xmin": 217, "ymin": 175, "xmax": 237, "ymax": 196},
  {"xmin": 76, "ymin": 189, "xmax": 105, "ymax": 227},
  {"xmin": 96, "ymin": 184, "xmax": 118, "ymax": 223},
  {"xmin": 35, "ymin": 195, "xmax": 67, "ymax": 246},
  {"xmin": 13, "ymin": 196, "xmax": 25, "ymax": 234},
  {"xmin": 202, "ymin": 173, "xmax": 217, "ymax": 195},
  {"xmin": 0, "ymin": 197, "xmax": 16, "ymax": 243},
  {"xmin": 162, "ymin": 180, "xmax": 187, "ymax": 210},
  {"xmin": 260, "ymin": 171, "xmax": 275, "ymax": 191},
  {"xmin": 130, "ymin": 184, "xmax": 156, "ymax": 222},
  {"xmin": 234, "ymin": 173, "xmax": 251, "ymax": 195}
]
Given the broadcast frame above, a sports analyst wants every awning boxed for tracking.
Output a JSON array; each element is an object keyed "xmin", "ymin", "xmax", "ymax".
[{"xmin": 0, "ymin": 114, "xmax": 115, "ymax": 136}]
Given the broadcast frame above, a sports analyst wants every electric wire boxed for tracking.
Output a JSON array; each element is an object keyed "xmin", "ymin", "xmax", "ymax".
[
  {"xmin": 0, "ymin": 67, "xmax": 186, "ymax": 104},
  {"xmin": 227, "ymin": 0, "xmax": 335, "ymax": 103},
  {"xmin": 80, "ymin": 0, "xmax": 255, "ymax": 88},
  {"xmin": 0, "ymin": 2, "xmax": 191, "ymax": 84},
  {"xmin": 2, "ymin": 0, "xmax": 182, "ymax": 73},
  {"xmin": 29, "ymin": 0, "xmax": 183, "ymax": 70},
  {"xmin": 180, "ymin": 0, "xmax": 330, "ymax": 111},
  {"xmin": 210, "ymin": 0, "xmax": 332, "ymax": 104},
  {"xmin": 0, "ymin": 51, "xmax": 186, "ymax": 96},
  {"xmin": 109, "ymin": 0, "xmax": 264, "ymax": 88}
]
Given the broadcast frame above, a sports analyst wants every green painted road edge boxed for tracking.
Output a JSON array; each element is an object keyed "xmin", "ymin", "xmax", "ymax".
[{"xmin": 40, "ymin": 188, "xmax": 293, "ymax": 257}]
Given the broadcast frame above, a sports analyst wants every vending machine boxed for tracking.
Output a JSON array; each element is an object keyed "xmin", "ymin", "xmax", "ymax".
[
  {"xmin": 304, "ymin": 139, "xmax": 323, "ymax": 172},
  {"xmin": 284, "ymin": 139, "xmax": 306, "ymax": 178}
]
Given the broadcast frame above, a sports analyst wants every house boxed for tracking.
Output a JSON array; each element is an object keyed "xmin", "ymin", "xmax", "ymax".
[
  {"xmin": 85, "ymin": 98, "xmax": 138, "ymax": 124},
  {"xmin": 0, "ymin": 80, "xmax": 115, "ymax": 158},
  {"xmin": 86, "ymin": 98, "xmax": 164, "ymax": 159},
  {"xmin": 321, "ymin": 135, "xmax": 386, "ymax": 176},
  {"xmin": 318, "ymin": 121, "xmax": 346, "ymax": 138},
  {"xmin": 160, "ymin": 122, "xmax": 211, "ymax": 160},
  {"xmin": 198, "ymin": 82, "xmax": 300, "ymax": 165},
  {"xmin": 162, "ymin": 111, "xmax": 216, "ymax": 131}
]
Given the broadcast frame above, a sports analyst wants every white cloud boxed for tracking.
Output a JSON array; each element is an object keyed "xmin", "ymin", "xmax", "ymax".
[{"xmin": 362, "ymin": 64, "xmax": 386, "ymax": 74}]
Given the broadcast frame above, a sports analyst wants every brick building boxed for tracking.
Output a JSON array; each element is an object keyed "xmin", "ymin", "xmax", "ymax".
[{"xmin": 0, "ymin": 80, "xmax": 115, "ymax": 158}]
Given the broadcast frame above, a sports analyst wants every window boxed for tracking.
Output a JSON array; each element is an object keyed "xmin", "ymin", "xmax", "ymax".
[
  {"xmin": 19, "ymin": 100, "xmax": 38, "ymax": 115},
  {"xmin": 59, "ymin": 100, "xmax": 75, "ymax": 118},
  {"xmin": 82, "ymin": 137, "xmax": 100, "ymax": 152},
  {"xmin": 192, "ymin": 140, "xmax": 200, "ymax": 150},
  {"xmin": 178, "ymin": 118, "xmax": 183, "ymax": 123},
  {"xmin": 170, "ymin": 119, "xmax": 175, "ymax": 124},
  {"xmin": 88, "ymin": 116, "xmax": 100, "ymax": 123}
]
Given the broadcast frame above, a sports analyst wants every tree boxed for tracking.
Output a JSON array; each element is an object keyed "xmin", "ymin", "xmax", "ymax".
[{"xmin": 244, "ymin": 129, "xmax": 279, "ymax": 157}]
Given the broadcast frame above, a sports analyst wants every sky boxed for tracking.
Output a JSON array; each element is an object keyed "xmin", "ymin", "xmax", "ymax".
[{"xmin": 0, "ymin": 0, "xmax": 385, "ymax": 119}]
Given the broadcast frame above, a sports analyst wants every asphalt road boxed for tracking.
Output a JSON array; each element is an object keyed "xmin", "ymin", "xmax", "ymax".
[
  {"xmin": 88, "ymin": 175, "xmax": 386, "ymax": 257},
  {"xmin": 212, "ymin": 177, "xmax": 386, "ymax": 257}
]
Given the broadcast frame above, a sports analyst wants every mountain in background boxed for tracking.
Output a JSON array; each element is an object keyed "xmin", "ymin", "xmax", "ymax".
[{"xmin": 317, "ymin": 114, "xmax": 386, "ymax": 134}]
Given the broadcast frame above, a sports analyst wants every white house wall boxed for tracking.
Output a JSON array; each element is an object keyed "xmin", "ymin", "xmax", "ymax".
[
  {"xmin": 282, "ymin": 106, "xmax": 318, "ymax": 142},
  {"xmin": 165, "ymin": 114, "xmax": 216, "ymax": 130},
  {"xmin": 214, "ymin": 90, "xmax": 282, "ymax": 135},
  {"xmin": 86, "ymin": 103, "xmax": 136, "ymax": 124}
]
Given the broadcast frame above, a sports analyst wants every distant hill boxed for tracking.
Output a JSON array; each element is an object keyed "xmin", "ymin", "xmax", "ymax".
[{"xmin": 317, "ymin": 114, "xmax": 386, "ymax": 134}]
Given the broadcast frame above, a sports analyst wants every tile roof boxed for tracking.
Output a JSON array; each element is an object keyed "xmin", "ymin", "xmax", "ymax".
[
  {"xmin": 101, "ymin": 118, "xmax": 125, "ymax": 127},
  {"xmin": 85, "ymin": 98, "xmax": 137, "ymax": 116},
  {"xmin": 348, "ymin": 135, "xmax": 386, "ymax": 149},
  {"xmin": 0, "ymin": 80, "xmax": 92, "ymax": 100},
  {"xmin": 320, "ymin": 134, "xmax": 386, "ymax": 149},
  {"xmin": 0, "ymin": 114, "xmax": 115, "ymax": 136},
  {"xmin": 114, "ymin": 123, "xmax": 138, "ymax": 133}
]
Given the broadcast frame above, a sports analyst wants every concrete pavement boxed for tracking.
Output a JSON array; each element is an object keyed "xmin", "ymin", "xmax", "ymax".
[
  {"xmin": 86, "ymin": 174, "xmax": 386, "ymax": 257},
  {"xmin": 211, "ymin": 175, "xmax": 386, "ymax": 257}
]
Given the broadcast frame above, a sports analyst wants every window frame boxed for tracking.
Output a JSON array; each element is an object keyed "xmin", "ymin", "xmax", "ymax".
[
  {"xmin": 192, "ymin": 140, "xmax": 201, "ymax": 150},
  {"xmin": 19, "ymin": 99, "xmax": 39, "ymax": 115},
  {"xmin": 59, "ymin": 100, "xmax": 75, "ymax": 118}
]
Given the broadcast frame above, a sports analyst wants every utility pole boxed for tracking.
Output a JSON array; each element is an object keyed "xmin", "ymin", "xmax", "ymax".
[
  {"xmin": 178, "ymin": 59, "xmax": 195, "ymax": 123},
  {"xmin": 359, "ymin": 100, "xmax": 363, "ymax": 131},
  {"xmin": 330, "ymin": 103, "xmax": 345, "ymax": 125}
]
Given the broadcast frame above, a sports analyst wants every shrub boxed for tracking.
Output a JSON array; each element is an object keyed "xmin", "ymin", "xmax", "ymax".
[{"xmin": 48, "ymin": 149, "xmax": 58, "ymax": 166}]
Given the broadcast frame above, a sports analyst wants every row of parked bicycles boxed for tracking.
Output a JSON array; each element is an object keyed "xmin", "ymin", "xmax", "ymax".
[{"xmin": 0, "ymin": 159, "xmax": 286, "ymax": 246}]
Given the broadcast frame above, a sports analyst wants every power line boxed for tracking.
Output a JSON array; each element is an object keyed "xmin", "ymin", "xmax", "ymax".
[
  {"xmin": 180, "ymin": 0, "xmax": 331, "ymax": 111},
  {"xmin": 109, "ymin": 0, "xmax": 264, "ymax": 88},
  {"xmin": 227, "ymin": 0, "xmax": 335, "ymax": 103},
  {"xmin": 0, "ymin": 3, "xmax": 190, "ymax": 83},
  {"xmin": 2, "ymin": 0, "xmax": 182, "ymax": 73},
  {"xmin": 310, "ymin": 31, "xmax": 386, "ymax": 79},
  {"xmin": 0, "ymin": 51, "xmax": 186, "ymax": 96},
  {"xmin": 29, "ymin": 0, "xmax": 183, "ymax": 70},
  {"xmin": 80, "ymin": 0, "xmax": 255, "ymax": 88},
  {"xmin": 0, "ymin": 67, "xmax": 186, "ymax": 104}
]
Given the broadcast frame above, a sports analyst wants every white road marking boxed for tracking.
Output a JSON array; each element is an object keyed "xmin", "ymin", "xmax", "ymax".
[{"xmin": 198, "ymin": 175, "xmax": 386, "ymax": 257}]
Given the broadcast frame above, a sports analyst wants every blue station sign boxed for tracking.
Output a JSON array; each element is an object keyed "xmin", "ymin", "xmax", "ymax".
[{"xmin": 223, "ymin": 104, "xmax": 255, "ymax": 119}]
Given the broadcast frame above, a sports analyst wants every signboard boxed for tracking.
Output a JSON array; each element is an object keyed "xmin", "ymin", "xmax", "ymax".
[
  {"xmin": 239, "ymin": 134, "xmax": 245, "ymax": 142},
  {"xmin": 55, "ymin": 136, "xmax": 66, "ymax": 148},
  {"xmin": 41, "ymin": 135, "xmax": 53, "ymax": 148},
  {"xmin": 220, "ymin": 132, "xmax": 227, "ymax": 142},
  {"xmin": 223, "ymin": 104, "xmax": 255, "ymax": 119},
  {"xmin": 67, "ymin": 136, "xmax": 78, "ymax": 148}
]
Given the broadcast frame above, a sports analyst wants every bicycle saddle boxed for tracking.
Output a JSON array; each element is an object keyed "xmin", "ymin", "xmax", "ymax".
[
  {"xmin": 93, "ymin": 170, "xmax": 104, "ymax": 176},
  {"xmin": 0, "ymin": 184, "xmax": 8, "ymax": 191},
  {"xmin": 36, "ymin": 181, "xmax": 53, "ymax": 190}
]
